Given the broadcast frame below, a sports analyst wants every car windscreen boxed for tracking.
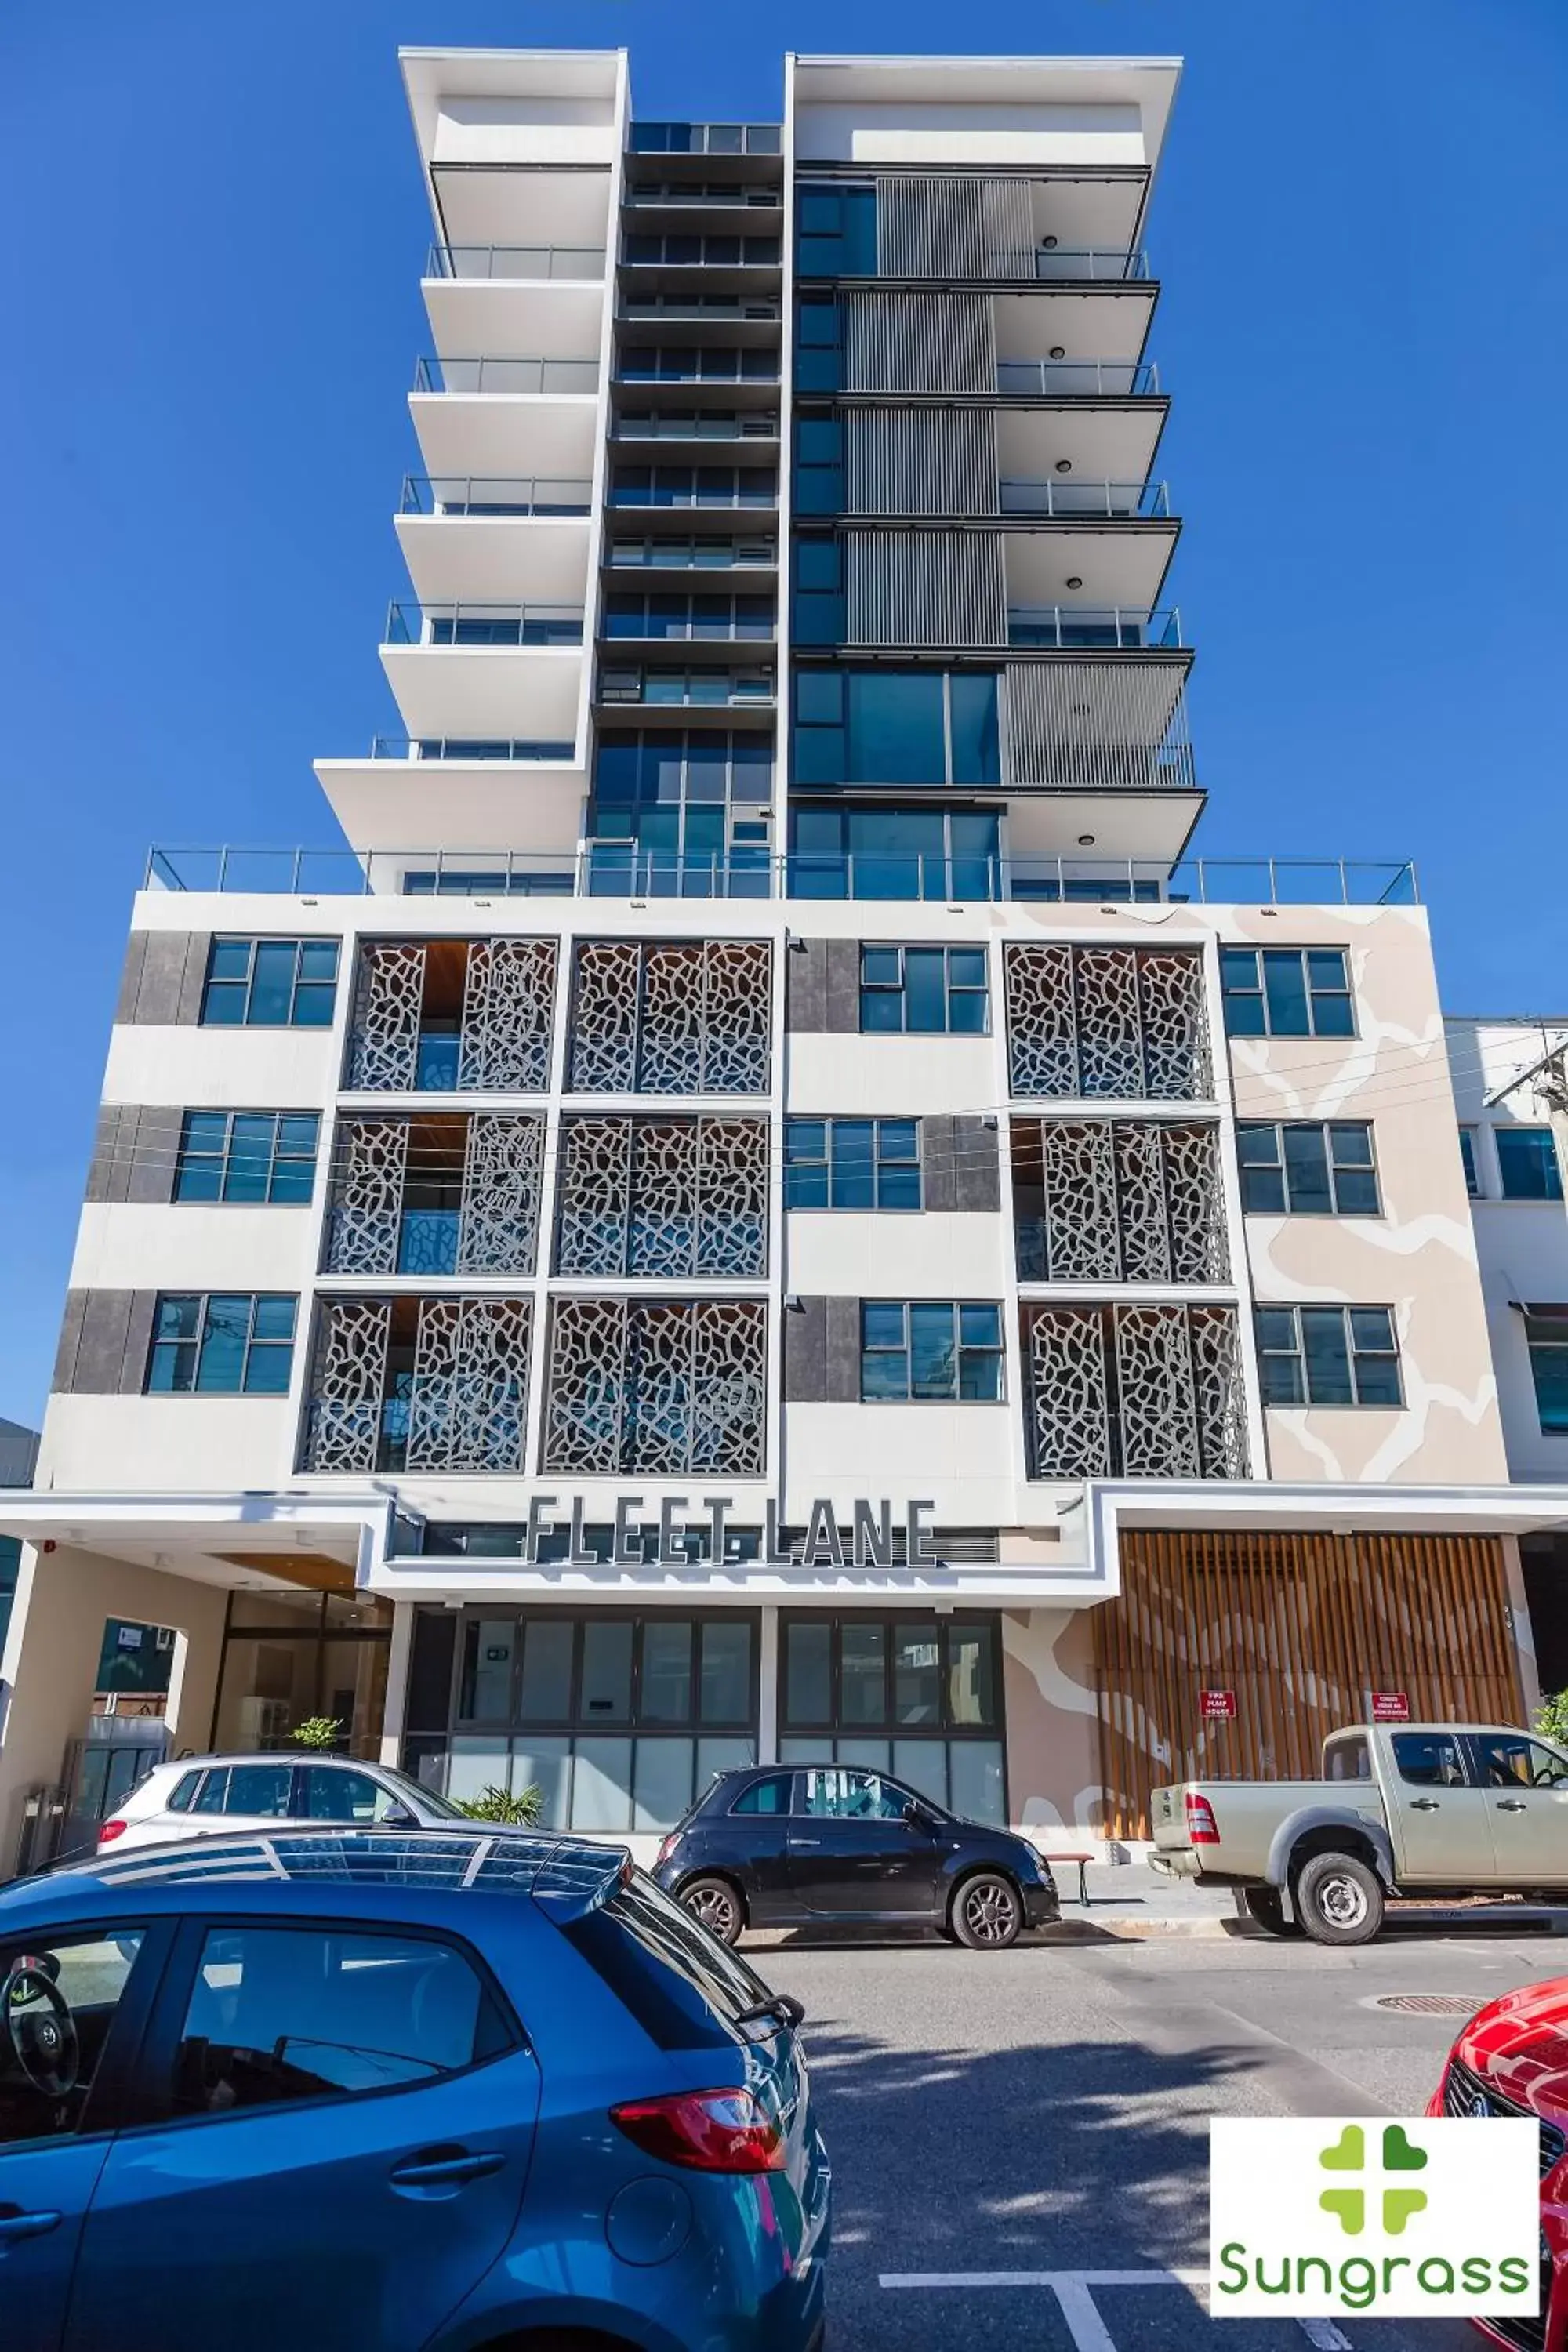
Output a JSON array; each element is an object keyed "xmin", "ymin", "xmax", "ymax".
[
  {"xmin": 379, "ymin": 1766, "xmax": 467, "ymax": 1820},
  {"xmin": 562, "ymin": 1869, "xmax": 779, "ymax": 2052}
]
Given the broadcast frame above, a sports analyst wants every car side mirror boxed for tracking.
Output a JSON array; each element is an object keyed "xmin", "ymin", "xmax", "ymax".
[
  {"xmin": 902, "ymin": 1801, "xmax": 935, "ymax": 1832},
  {"xmin": 380, "ymin": 1806, "xmax": 417, "ymax": 1829}
]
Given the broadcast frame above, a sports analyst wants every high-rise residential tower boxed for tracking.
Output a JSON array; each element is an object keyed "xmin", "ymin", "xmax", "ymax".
[{"xmin": 5, "ymin": 50, "xmax": 1564, "ymax": 1871}]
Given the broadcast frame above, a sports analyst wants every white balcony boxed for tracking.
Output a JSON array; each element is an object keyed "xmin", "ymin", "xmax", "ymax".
[
  {"xmin": 395, "ymin": 489, "xmax": 593, "ymax": 604},
  {"xmin": 410, "ymin": 364, "xmax": 600, "ymax": 477},
  {"xmin": 431, "ymin": 162, "xmax": 613, "ymax": 255},
  {"xmin": 421, "ymin": 273, "xmax": 607, "ymax": 368},
  {"xmin": 314, "ymin": 748, "xmax": 587, "ymax": 862},
  {"xmin": 380, "ymin": 603, "xmax": 586, "ymax": 742},
  {"xmin": 1000, "ymin": 509, "xmax": 1178, "ymax": 612},
  {"xmin": 993, "ymin": 288, "xmax": 1152, "ymax": 371},
  {"xmin": 994, "ymin": 400, "xmax": 1165, "ymax": 491}
]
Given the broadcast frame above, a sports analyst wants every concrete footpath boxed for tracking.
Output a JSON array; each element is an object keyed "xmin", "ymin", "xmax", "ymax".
[{"xmin": 1040, "ymin": 1855, "xmax": 1568, "ymax": 1940}]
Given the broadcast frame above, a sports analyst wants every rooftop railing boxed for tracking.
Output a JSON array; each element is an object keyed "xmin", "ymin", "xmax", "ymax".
[
  {"xmin": 383, "ymin": 601, "xmax": 586, "ymax": 648},
  {"xmin": 996, "ymin": 359, "xmax": 1161, "ymax": 398},
  {"xmin": 628, "ymin": 123, "xmax": 782, "ymax": 155},
  {"xmin": 412, "ymin": 355, "xmax": 599, "ymax": 396},
  {"xmin": 1007, "ymin": 606, "xmax": 1183, "ymax": 650},
  {"xmin": 144, "ymin": 848, "xmax": 1421, "ymax": 907},
  {"xmin": 426, "ymin": 243, "xmax": 607, "ymax": 281},
  {"xmin": 367, "ymin": 737, "xmax": 576, "ymax": 762},
  {"xmin": 999, "ymin": 477, "xmax": 1171, "ymax": 520},
  {"xmin": 399, "ymin": 475, "xmax": 593, "ymax": 517},
  {"xmin": 1035, "ymin": 245, "xmax": 1150, "ymax": 281}
]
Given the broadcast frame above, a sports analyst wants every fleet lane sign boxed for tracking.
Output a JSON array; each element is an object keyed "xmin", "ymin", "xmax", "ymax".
[{"xmin": 1200, "ymin": 1689, "xmax": 1237, "ymax": 1720}]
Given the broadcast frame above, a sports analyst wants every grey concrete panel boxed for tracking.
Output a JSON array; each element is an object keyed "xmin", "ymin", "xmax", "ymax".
[
  {"xmin": 118, "ymin": 1292, "xmax": 160, "ymax": 1394},
  {"xmin": 786, "ymin": 938, "xmax": 829, "ymax": 1033},
  {"xmin": 783, "ymin": 1295, "xmax": 827, "ymax": 1403},
  {"xmin": 114, "ymin": 934, "xmax": 149, "ymax": 1025},
  {"xmin": 825, "ymin": 1295, "xmax": 862, "ymax": 1402},
  {"xmin": 953, "ymin": 1115, "xmax": 1002, "ymax": 1213},
  {"xmin": 825, "ymin": 939, "xmax": 861, "ymax": 1035},
  {"xmin": 50, "ymin": 1291, "xmax": 88, "ymax": 1394}
]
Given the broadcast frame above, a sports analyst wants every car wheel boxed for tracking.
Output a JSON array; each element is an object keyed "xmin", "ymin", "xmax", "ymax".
[
  {"xmin": 1294, "ymin": 1852, "xmax": 1385, "ymax": 1947},
  {"xmin": 680, "ymin": 1875, "xmax": 744, "ymax": 1946},
  {"xmin": 951, "ymin": 1872, "xmax": 1023, "ymax": 1951},
  {"xmin": 1240, "ymin": 1886, "xmax": 1303, "ymax": 1938}
]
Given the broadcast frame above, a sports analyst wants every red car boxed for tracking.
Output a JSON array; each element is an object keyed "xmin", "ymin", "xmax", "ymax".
[{"xmin": 1429, "ymin": 1976, "xmax": 1568, "ymax": 2350}]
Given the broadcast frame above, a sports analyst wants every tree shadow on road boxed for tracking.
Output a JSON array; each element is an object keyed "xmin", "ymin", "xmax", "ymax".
[{"xmin": 797, "ymin": 2020, "xmax": 1260, "ymax": 2273}]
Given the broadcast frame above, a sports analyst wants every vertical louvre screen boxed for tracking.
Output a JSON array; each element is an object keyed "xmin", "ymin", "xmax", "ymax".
[
  {"xmin": 1094, "ymin": 1529, "xmax": 1523, "ymax": 1838},
  {"xmin": 842, "ymin": 291, "xmax": 995, "ymax": 393},
  {"xmin": 876, "ymin": 175, "xmax": 1036, "ymax": 279},
  {"xmin": 844, "ymin": 529, "xmax": 1005, "ymax": 646},
  {"xmin": 1004, "ymin": 662, "xmax": 1195, "ymax": 792},
  {"xmin": 844, "ymin": 407, "xmax": 998, "ymax": 517}
]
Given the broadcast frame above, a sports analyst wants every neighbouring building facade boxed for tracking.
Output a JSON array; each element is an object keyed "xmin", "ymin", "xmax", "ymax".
[{"xmin": 4, "ymin": 48, "xmax": 1566, "ymax": 1871}]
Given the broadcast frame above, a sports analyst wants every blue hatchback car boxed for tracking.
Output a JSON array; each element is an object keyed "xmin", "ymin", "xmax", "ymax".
[{"xmin": 0, "ymin": 1829, "xmax": 829, "ymax": 2352}]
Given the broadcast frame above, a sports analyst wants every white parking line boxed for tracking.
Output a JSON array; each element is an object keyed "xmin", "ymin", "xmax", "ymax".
[{"xmin": 880, "ymin": 2267, "xmax": 1351, "ymax": 2350}]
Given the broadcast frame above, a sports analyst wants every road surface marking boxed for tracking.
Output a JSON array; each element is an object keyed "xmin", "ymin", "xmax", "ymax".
[
  {"xmin": 880, "ymin": 2267, "xmax": 1353, "ymax": 2349},
  {"xmin": 1298, "ymin": 2325, "xmax": 1352, "ymax": 2350}
]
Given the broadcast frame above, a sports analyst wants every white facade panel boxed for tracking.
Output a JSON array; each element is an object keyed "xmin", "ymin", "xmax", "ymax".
[
  {"xmin": 781, "ymin": 1402, "xmax": 1018, "ymax": 1525},
  {"xmin": 785, "ymin": 1036, "xmax": 1001, "ymax": 1116},
  {"xmin": 784, "ymin": 1212, "xmax": 1008, "ymax": 1297},
  {"xmin": 69, "ymin": 1206, "xmax": 320, "ymax": 1296},
  {"xmin": 38, "ymin": 1397, "xmax": 298, "ymax": 1494},
  {"xmin": 793, "ymin": 103, "xmax": 1146, "ymax": 167},
  {"xmin": 102, "ymin": 1028, "xmax": 340, "ymax": 1111}
]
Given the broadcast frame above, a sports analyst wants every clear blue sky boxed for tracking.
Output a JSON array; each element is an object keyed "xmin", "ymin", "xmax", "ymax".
[{"xmin": 2, "ymin": 0, "xmax": 1566, "ymax": 1429}]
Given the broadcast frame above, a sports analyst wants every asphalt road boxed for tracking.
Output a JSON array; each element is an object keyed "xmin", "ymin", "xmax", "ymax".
[{"xmin": 748, "ymin": 1916, "xmax": 1568, "ymax": 2352}]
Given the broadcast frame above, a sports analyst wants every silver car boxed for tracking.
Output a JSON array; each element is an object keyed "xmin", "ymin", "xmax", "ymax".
[{"xmin": 93, "ymin": 1751, "xmax": 469, "ymax": 1853}]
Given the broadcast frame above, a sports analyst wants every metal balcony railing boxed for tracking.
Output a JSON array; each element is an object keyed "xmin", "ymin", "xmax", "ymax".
[
  {"xmin": 996, "ymin": 359, "xmax": 1161, "ymax": 397},
  {"xmin": 426, "ymin": 243, "xmax": 607, "ymax": 281},
  {"xmin": 999, "ymin": 478, "xmax": 1171, "ymax": 520},
  {"xmin": 622, "ymin": 234, "xmax": 781, "ymax": 267},
  {"xmin": 383, "ymin": 601, "xmax": 585, "ymax": 648},
  {"xmin": 620, "ymin": 297, "xmax": 782, "ymax": 322},
  {"xmin": 1034, "ymin": 245, "xmax": 1151, "ymax": 281},
  {"xmin": 399, "ymin": 475, "xmax": 592, "ymax": 517},
  {"xmin": 618, "ymin": 355, "xmax": 780, "ymax": 383},
  {"xmin": 368, "ymin": 737, "xmax": 576, "ymax": 762},
  {"xmin": 412, "ymin": 355, "xmax": 600, "ymax": 396},
  {"xmin": 608, "ymin": 478, "xmax": 776, "ymax": 510},
  {"xmin": 626, "ymin": 184, "xmax": 782, "ymax": 209},
  {"xmin": 144, "ymin": 848, "xmax": 1423, "ymax": 908},
  {"xmin": 597, "ymin": 666, "xmax": 775, "ymax": 708},
  {"xmin": 1007, "ymin": 607, "xmax": 1183, "ymax": 650},
  {"xmin": 628, "ymin": 123, "xmax": 781, "ymax": 155}
]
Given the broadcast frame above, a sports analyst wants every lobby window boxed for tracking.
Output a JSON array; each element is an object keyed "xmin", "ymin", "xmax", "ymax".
[
  {"xmin": 785, "ymin": 1119, "xmax": 921, "ymax": 1210},
  {"xmin": 1220, "ymin": 948, "xmax": 1353, "ymax": 1040},
  {"xmin": 797, "ymin": 184, "xmax": 877, "ymax": 276},
  {"xmin": 1526, "ymin": 1313, "xmax": 1568, "ymax": 1434},
  {"xmin": 792, "ymin": 804, "xmax": 1000, "ymax": 902},
  {"xmin": 1254, "ymin": 1305, "xmax": 1403, "ymax": 1408},
  {"xmin": 860, "ymin": 944, "xmax": 988, "ymax": 1034},
  {"xmin": 861, "ymin": 1301, "xmax": 1004, "ymax": 1402},
  {"xmin": 795, "ymin": 296, "xmax": 841, "ymax": 392},
  {"xmin": 794, "ymin": 668, "xmax": 1001, "ymax": 789},
  {"xmin": 174, "ymin": 1112, "xmax": 320, "ymax": 1205},
  {"xmin": 436, "ymin": 1609, "xmax": 757, "ymax": 1835},
  {"xmin": 200, "ymin": 938, "xmax": 339, "ymax": 1029},
  {"xmin": 794, "ymin": 415, "xmax": 844, "ymax": 516},
  {"xmin": 146, "ymin": 1294, "xmax": 296, "ymax": 1396},
  {"xmin": 1236, "ymin": 1123, "xmax": 1379, "ymax": 1216},
  {"xmin": 1497, "ymin": 1126, "xmax": 1564, "ymax": 1202},
  {"xmin": 1459, "ymin": 1127, "xmax": 1481, "ymax": 1197},
  {"xmin": 779, "ymin": 1612, "xmax": 1005, "ymax": 1824}
]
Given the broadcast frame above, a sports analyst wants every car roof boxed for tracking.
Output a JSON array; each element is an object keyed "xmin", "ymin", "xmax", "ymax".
[
  {"xmin": 148, "ymin": 1754, "xmax": 385, "ymax": 1773},
  {"xmin": 0, "ymin": 1828, "xmax": 630, "ymax": 1932}
]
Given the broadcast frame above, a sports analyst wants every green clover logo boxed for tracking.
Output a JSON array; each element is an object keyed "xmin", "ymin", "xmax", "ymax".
[{"xmin": 1317, "ymin": 2124, "xmax": 1429, "ymax": 2236}]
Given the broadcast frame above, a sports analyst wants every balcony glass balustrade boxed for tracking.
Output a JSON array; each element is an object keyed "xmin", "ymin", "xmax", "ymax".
[
  {"xmin": 1033, "ymin": 246, "xmax": 1150, "ymax": 281},
  {"xmin": 609, "ymin": 471, "xmax": 775, "ymax": 510},
  {"xmin": 626, "ymin": 183, "xmax": 782, "ymax": 209},
  {"xmin": 622, "ymin": 234, "xmax": 781, "ymax": 267},
  {"xmin": 383, "ymin": 602, "xmax": 585, "ymax": 648},
  {"xmin": 426, "ymin": 243, "xmax": 607, "ymax": 281},
  {"xmin": 598, "ymin": 667, "xmax": 775, "ymax": 709},
  {"xmin": 413, "ymin": 356, "xmax": 599, "ymax": 395},
  {"xmin": 999, "ymin": 478, "xmax": 1171, "ymax": 520},
  {"xmin": 1006, "ymin": 607, "xmax": 1182, "ymax": 650},
  {"xmin": 618, "ymin": 351, "xmax": 779, "ymax": 383},
  {"xmin": 368, "ymin": 737, "xmax": 577, "ymax": 761},
  {"xmin": 399, "ymin": 475, "xmax": 592, "ymax": 517},
  {"xmin": 146, "ymin": 847, "xmax": 1425, "ymax": 909},
  {"xmin": 614, "ymin": 412, "xmax": 779, "ymax": 441},
  {"xmin": 995, "ymin": 359, "xmax": 1160, "ymax": 397},
  {"xmin": 628, "ymin": 123, "xmax": 782, "ymax": 154},
  {"xmin": 620, "ymin": 297, "xmax": 782, "ymax": 322}
]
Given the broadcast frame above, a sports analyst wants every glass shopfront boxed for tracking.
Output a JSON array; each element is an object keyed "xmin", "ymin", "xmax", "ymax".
[
  {"xmin": 404, "ymin": 1607, "xmax": 758, "ymax": 1834},
  {"xmin": 212, "ymin": 1588, "xmax": 393, "ymax": 1759},
  {"xmin": 403, "ymin": 1605, "xmax": 1007, "ymax": 1831}
]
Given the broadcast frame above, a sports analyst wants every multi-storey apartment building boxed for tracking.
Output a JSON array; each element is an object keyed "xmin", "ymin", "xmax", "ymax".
[{"xmin": 5, "ymin": 48, "xmax": 1566, "ymax": 1870}]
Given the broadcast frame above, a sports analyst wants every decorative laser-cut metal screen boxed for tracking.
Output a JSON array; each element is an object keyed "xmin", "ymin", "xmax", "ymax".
[
  {"xmin": 324, "ymin": 1121, "xmax": 409, "ymax": 1275},
  {"xmin": 568, "ymin": 940, "xmax": 771, "ymax": 1094},
  {"xmin": 1015, "ymin": 1120, "xmax": 1228, "ymax": 1283},
  {"xmin": 325, "ymin": 1116, "xmax": 543, "ymax": 1276},
  {"xmin": 302, "ymin": 1298, "xmax": 393, "ymax": 1472},
  {"xmin": 555, "ymin": 1116, "xmax": 769, "ymax": 1277},
  {"xmin": 1024, "ymin": 1303, "xmax": 1247, "ymax": 1480},
  {"xmin": 347, "ymin": 943, "xmax": 426, "ymax": 1091},
  {"xmin": 1004, "ymin": 945, "xmax": 1211, "ymax": 1100},
  {"xmin": 543, "ymin": 1296, "xmax": 767, "ymax": 1475},
  {"xmin": 347, "ymin": 938, "xmax": 557, "ymax": 1094},
  {"xmin": 458, "ymin": 939, "xmax": 557, "ymax": 1091},
  {"xmin": 406, "ymin": 1295, "xmax": 532, "ymax": 1473}
]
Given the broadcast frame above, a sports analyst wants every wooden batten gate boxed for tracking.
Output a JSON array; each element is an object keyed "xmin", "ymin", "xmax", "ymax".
[{"xmin": 1094, "ymin": 1528, "xmax": 1524, "ymax": 1839}]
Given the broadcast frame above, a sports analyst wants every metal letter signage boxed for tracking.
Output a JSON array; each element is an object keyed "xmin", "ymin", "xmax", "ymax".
[{"xmin": 426, "ymin": 1494, "xmax": 961, "ymax": 1569}]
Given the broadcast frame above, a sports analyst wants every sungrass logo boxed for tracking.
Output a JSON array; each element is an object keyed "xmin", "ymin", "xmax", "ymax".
[{"xmin": 1210, "ymin": 2116, "xmax": 1539, "ymax": 2318}]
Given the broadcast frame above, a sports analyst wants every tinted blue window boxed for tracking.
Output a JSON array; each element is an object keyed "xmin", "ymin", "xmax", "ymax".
[
  {"xmin": 1497, "ymin": 1127, "xmax": 1563, "ymax": 1201},
  {"xmin": 846, "ymin": 672, "xmax": 946, "ymax": 784}
]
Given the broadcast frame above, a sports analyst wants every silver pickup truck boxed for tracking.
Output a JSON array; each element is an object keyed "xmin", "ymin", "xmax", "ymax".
[{"xmin": 1149, "ymin": 1721, "xmax": 1568, "ymax": 1944}]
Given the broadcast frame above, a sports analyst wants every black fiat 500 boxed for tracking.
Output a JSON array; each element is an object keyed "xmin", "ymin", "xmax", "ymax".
[{"xmin": 653, "ymin": 1762, "xmax": 1058, "ymax": 1950}]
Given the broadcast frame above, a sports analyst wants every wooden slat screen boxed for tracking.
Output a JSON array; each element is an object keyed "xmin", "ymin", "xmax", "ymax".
[{"xmin": 1094, "ymin": 1528, "xmax": 1523, "ymax": 1838}]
